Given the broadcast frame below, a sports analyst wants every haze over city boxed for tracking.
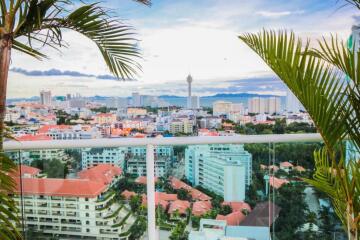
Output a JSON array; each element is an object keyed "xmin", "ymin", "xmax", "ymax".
[{"xmin": 8, "ymin": 0, "xmax": 357, "ymax": 98}]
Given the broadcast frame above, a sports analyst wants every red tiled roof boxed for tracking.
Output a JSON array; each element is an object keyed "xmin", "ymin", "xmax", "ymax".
[
  {"xmin": 168, "ymin": 177, "xmax": 192, "ymax": 191},
  {"xmin": 14, "ymin": 178, "xmax": 106, "ymax": 198},
  {"xmin": 121, "ymin": 190, "xmax": 136, "ymax": 200},
  {"xmin": 280, "ymin": 162, "xmax": 293, "ymax": 168},
  {"xmin": 295, "ymin": 166, "xmax": 306, "ymax": 172},
  {"xmin": 168, "ymin": 200, "xmax": 191, "ymax": 215},
  {"xmin": 190, "ymin": 188, "xmax": 212, "ymax": 201},
  {"xmin": 135, "ymin": 176, "xmax": 159, "ymax": 185},
  {"xmin": 142, "ymin": 192, "xmax": 178, "ymax": 209},
  {"xmin": 216, "ymin": 211, "xmax": 246, "ymax": 226},
  {"xmin": 192, "ymin": 201, "xmax": 212, "ymax": 217},
  {"xmin": 78, "ymin": 164, "xmax": 122, "ymax": 185},
  {"xmin": 222, "ymin": 201, "xmax": 251, "ymax": 213},
  {"xmin": 16, "ymin": 134, "xmax": 52, "ymax": 141},
  {"xmin": 168, "ymin": 177, "xmax": 211, "ymax": 201},
  {"xmin": 11, "ymin": 165, "xmax": 41, "ymax": 177},
  {"xmin": 37, "ymin": 125, "xmax": 71, "ymax": 134},
  {"xmin": 269, "ymin": 176, "xmax": 289, "ymax": 189}
]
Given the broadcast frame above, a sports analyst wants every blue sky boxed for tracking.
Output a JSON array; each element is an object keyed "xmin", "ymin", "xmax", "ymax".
[{"xmin": 8, "ymin": 0, "xmax": 359, "ymax": 98}]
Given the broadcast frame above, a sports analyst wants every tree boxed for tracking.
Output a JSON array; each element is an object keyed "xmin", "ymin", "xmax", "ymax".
[
  {"xmin": 177, "ymin": 189, "xmax": 191, "ymax": 201},
  {"xmin": 239, "ymin": 23, "xmax": 360, "ymax": 239},
  {"xmin": 219, "ymin": 205, "xmax": 232, "ymax": 215},
  {"xmin": 319, "ymin": 206, "xmax": 336, "ymax": 240},
  {"xmin": 0, "ymin": 1, "xmax": 150, "ymax": 238},
  {"xmin": 129, "ymin": 195, "xmax": 142, "ymax": 213},
  {"xmin": 272, "ymin": 119, "xmax": 286, "ymax": 134},
  {"xmin": 129, "ymin": 216, "xmax": 147, "ymax": 240},
  {"xmin": 169, "ymin": 221, "xmax": 188, "ymax": 240}
]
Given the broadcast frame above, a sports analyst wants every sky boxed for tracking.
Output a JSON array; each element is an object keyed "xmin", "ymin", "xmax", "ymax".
[{"xmin": 7, "ymin": 0, "xmax": 360, "ymax": 98}]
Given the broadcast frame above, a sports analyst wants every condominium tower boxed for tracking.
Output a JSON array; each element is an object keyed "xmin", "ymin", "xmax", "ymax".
[{"xmin": 185, "ymin": 144, "xmax": 252, "ymax": 201}]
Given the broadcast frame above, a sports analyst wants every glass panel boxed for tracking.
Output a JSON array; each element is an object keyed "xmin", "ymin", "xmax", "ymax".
[{"xmin": 6, "ymin": 140, "xmax": 348, "ymax": 239}]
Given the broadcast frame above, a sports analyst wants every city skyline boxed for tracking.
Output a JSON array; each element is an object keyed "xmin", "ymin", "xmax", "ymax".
[{"xmin": 7, "ymin": 0, "xmax": 358, "ymax": 98}]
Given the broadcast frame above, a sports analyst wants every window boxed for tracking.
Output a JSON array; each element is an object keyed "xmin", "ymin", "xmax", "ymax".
[
  {"xmin": 86, "ymin": 229, "xmax": 90, "ymax": 233},
  {"xmin": 86, "ymin": 213, "xmax": 89, "ymax": 217},
  {"xmin": 86, "ymin": 221, "xmax": 90, "ymax": 225},
  {"xmin": 85, "ymin": 198, "xmax": 89, "ymax": 201},
  {"xmin": 85, "ymin": 205, "xmax": 89, "ymax": 209}
]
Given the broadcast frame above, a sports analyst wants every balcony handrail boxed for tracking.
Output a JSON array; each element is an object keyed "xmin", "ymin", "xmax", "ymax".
[{"xmin": 3, "ymin": 133, "xmax": 322, "ymax": 150}]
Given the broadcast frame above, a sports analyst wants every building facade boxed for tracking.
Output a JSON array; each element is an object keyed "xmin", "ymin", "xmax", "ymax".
[
  {"xmin": 12, "ymin": 164, "xmax": 132, "ymax": 240},
  {"xmin": 125, "ymin": 146, "xmax": 174, "ymax": 177},
  {"xmin": 185, "ymin": 144, "xmax": 252, "ymax": 201},
  {"xmin": 81, "ymin": 148, "xmax": 127, "ymax": 169}
]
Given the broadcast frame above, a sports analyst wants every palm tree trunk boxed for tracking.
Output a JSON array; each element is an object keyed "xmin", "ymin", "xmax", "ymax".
[{"xmin": 0, "ymin": 35, "xmax": 11, "ymax": 150}]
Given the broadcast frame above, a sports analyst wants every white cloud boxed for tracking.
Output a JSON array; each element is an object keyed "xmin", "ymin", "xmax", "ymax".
[{"xmin": 256, "ymin": 10, "xmax": 304, "ymax": 18}]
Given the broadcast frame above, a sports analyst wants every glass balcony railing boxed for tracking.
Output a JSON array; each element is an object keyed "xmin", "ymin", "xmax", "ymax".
[{"xmin": 4, "ymin": 134, "xmax": 348, "ymax": 240}]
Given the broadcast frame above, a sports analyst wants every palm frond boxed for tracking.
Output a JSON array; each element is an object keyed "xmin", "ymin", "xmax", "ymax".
[
  {"xmin": 13, "ymin": 1, "xmax": 142, "ymax": 80},
  {"xmin": 309, "ymin": 35, "xmax": 360, "ymax": 151},
  {"xmin": 239, "ymin": 30, "xmax": 350, "ymax": 150},
  {"xmin": 304, "ymin": 147, "xmax": 360, "ymax": 235},
  {"xmin": 0, "ymin": 153, "xmax": 21, "ymax": 240}
]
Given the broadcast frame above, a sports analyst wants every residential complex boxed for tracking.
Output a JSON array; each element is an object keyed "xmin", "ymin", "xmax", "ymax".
[
  {"xmin": 185, "ymin": 144, "xmax": 252, "ymax": 201},
  {"xmin": 12, "ymin": 164, "xmax": 132, "ymax": 240},
  {"xmin": 81, "ymin": 148, "xmax": 127, "ymax": 169}
]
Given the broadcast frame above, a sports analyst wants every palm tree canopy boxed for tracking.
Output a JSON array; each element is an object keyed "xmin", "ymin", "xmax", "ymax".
[
  {"xmin": 1, "ymin": 0, "xmax": 150, "ymax": 79},
  {"xmin": 239, "ymin": 30, "xmax": 352, "ymax": 151}
]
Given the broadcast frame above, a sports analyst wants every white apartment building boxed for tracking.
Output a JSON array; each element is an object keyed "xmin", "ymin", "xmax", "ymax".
[
  {"xmin": 40, "ymin": 90, "xmax": 52, "ymax": 106},
  {"xmin": 126, "ymin": 146, "xmax": 174, "ymax": 177},
  {"xmin": 213, "ymin": 101, "xmax": 244, "ymax": 116},
  {"xmin": 12, "ymin": 164, "xmax": 132, "ymax": 240},
  {"xmin": 170, "ymin": 119, "xmax": 193, "ymax": 134},
  {"xmin": 248, "ymin": 97, "xmax": 281, "ymax": 115},
  {"xmin": 30, "ymin": 149, "xmax": 68, "ymax": 163},
  {"xmin": 185, "ymin": 144, "xmax": 252, "ymax": 201},
  {"xmin": 81, "ymin": 148, "xmax": 127, "ymax": 169}
]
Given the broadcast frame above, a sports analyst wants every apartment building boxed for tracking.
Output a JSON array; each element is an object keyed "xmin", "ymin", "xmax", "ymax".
[
  {"xmin": 185, "ymin": 144, "xmax": 252, "ymax": 201},
  {"xmin": 248, "ymin": 97, "xmax": 281, "ymax": 115},
  {"xmin": 81, "ymin": 148, "xmax": 127, "ymax": 169},
  {"xmin": 170, "ymin": 119, "xmax": 193, "ymax": 134},
  {"xmin": 12, "ymin": 164, "xmax": 131, "ymax": 240},
  {"xmin": 125, "ymin": 146, "xmax": 174, "ymax": 177}
]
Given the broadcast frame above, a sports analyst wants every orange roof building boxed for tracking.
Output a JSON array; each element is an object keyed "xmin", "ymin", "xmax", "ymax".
[
  {"xmin": 192, "ymin": 201, "xmax": 212, "ymax": 217},
  {"xmin": 142, "ymin": 192, "xmax": 178, "ymax": 209},
  {"xmin": 216, "ymin": 211, "xmax": 246, "ymax": 226},
  {"xmin": 168, "ymin": 177, "xmax": 211, "ymax": 201},
  {"xmin": 168, "ymin": 200, "xmax": 191, "ymax": 215},
  {"xmin": 16, "ymin": 134, "xmax": 52, "ymax": 141},
  {"xmin": 10, "ymin": 165, "xmax": 41, "ymax": 178},
  {"xmin": 14, "ymin": 178, "xmax": 106, "ymax": 198},
  {"xmin": 135, "ymin": 176, "xmax": 159, "ymax": 185},
  {"xmin": 222, "ymin": 201, "xmax": 251, "ymax": 213},
  {"xmin": 121, "ymin": 190, "xmax": 137, "ymax": 200},
  {"xmin": 269, "ymin": 176, "xmax": 289, "ymax": 189},
  {"xmin": 78, "ymin": 164, "xmax": 122, "ymax": 185}
]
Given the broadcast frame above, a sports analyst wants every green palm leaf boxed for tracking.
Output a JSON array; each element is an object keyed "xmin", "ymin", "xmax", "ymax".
[{"xmin": 239, "ymin": 30, "xmax": 350, "ymax": 150}]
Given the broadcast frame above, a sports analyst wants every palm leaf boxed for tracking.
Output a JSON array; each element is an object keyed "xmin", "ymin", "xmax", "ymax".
[
  {"xmin": 309, "ymin": 35, "xmax": 360, "ymax": 151},
  {"xmin": 0, "ymin": 153, "xmax": 21, "ymax": 240},
  {"xmin": 13, "ymin": 1, "xmax": 144, "ymax": 80},
  {"xmin": 239, "ymin": 30, "xmax": 350, "ymax": 150},
  {"xmin": 304, "ymin": 147, "xmax": 360, "ymax": 235}
]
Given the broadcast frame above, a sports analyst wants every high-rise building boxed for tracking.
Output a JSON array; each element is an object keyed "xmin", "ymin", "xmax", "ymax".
[
  {"xmin": 132, "ymin": 92, "xmax": 141, "ymax": 107},
  {"xmin": 40, "ymin": 90, "xmax": 52, "ymax": 106},
  {"xmin": 286, "ymin": 88, "xmax": 301, "ymax": 113},
  {"xmin": 248, "ymin": 97, "xmax": 281, "ymax": 114},
  {"xmin": 191, "ymin": 96, "xmax": 200, "ymax": 109},
  {"xmin": 187, "ymin": 74, "xmax": 193, "ymax": 109},
  {"xmin": 213, "ymin": 101, "xmax": 232, "ymax": 116},
  {"xmin": 185, "ymin": 144, "xmax": 252, "ymax": 201},
  {"xmin": 268, "ymin": 97, "xmax": 281, "ymax": 115}
]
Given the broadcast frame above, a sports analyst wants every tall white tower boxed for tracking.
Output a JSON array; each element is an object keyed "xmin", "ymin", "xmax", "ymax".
[
  {"xmin": 40, "ymin": 90, "xmax": 52, "ymax": 106},
  {"xmin": 186, "ymin": 74, "xmax": 193, "ymax": 109}
]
